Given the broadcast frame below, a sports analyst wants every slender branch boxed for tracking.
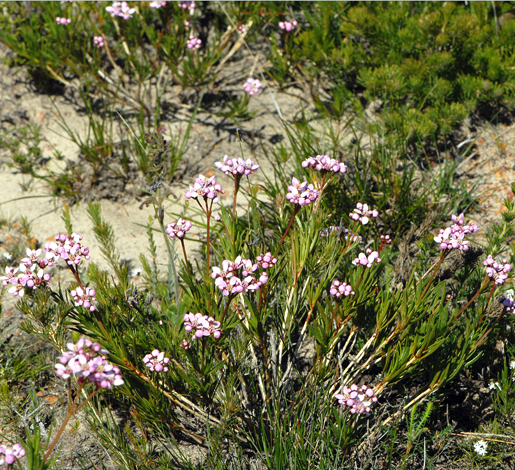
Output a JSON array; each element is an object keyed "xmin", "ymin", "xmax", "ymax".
[{"xmin": 279, "ymin": 206, "xmax": 299, "ymax": 245}]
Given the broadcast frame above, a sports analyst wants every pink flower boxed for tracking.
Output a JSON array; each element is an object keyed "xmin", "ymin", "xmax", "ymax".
[
  {"xmin": 237, "ymin": 24, "xmax": 247, "ymax": 34},
  {"xmin": 55, "ymin": 338, "xmax": 123, "ymax": 388},
  {"xmin": 215, "ymin": 155, "xmax": 259, "ymax": 177},
  {"xmin": 56, "ymin": 17, "xmax": 72, "ymax": 25},
  {"xmin": 211, "ymin": 254, "xmax": 274, "ymax": 296},
  {"xmin": 0, "ymin": 266, "xmax": 19, "ymax": 286},
  {"xmin": 149, "ymin": 0, "xmax": 168, "ymax": 7},
  {"xmin": 286, "ymin": 177, "xmax": 319, "ymax": 206},
  {"xmin": 106, "ymin": 2, "xmax": 135, "ymax": 20},
  {"xmin": 483, "ymin": 255, "xmax": 511, "ymax": 285},
  {"xmin": 183, "ymin": 313, "xmax": 222, "ymax": 339},
  {"xmin": 279, "ymin": 20, "xmax": 297, "ymax": 32},
  {"xmin": 243, "ymin": 78, "xmax": 262, "ymax": 95},
  {"xmin": 187, "ymin": 35, "xmax": 202, "ymax": 50},
  {"xmin": 330, "ymin": 280, "xmax": 355, "ymax": 298},
  {"xmin": 45, "ymin": 232, "xmax": 90, "ymax": 267},
  {"xmin": 352, "ymin": 249, "xmax": 381, "ymax": 268},
  {"xmin": 185, "ymin": 174, "xmax": 225, "ymax": 203},
  {"xmin": 302, "ymin": 155, "xmax": 347, "ymax": 174},
  {"xmin": 70, "ymin": 286, "xmax": 97, "ymax": 311},
  {"xmin": 178, "ymin": 1, "xmax": 195, "ymax": 10},
  {"xmin": 349, "ymin": 203, "xmax": 378, "ymax": 225},
  {"xmin": 93, "ymin": 36, "xmax": 105, "ymax": 48},
  {"xmin": 0, "ymin": 443, "xmax": 25, "ymax": 467},
  {"xmin": 335, "ymin": 384, "xmax": 377, "ymax": 414},
  {"xmin": 143, "ymin": 349, "xmax": 170, "ymax": 372},
  {"xmin": 434, "ymin": 213, "xmax": 479, "ymax": 251},
  {"xmin": 166, "ymin": 218, "xmax": 192, "ymax": 239}
]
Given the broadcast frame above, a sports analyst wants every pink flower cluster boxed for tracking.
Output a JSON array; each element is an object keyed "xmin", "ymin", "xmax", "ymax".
[
  {"xmin": 143, "ymin": 349, "xmax": 170, "ymax": 372},
  {"xmin": 184, "ymin": 313, "xmax": 222, "ymax": 339},
  {"xmin": 45, "ymin": 232, "xmax": 90, "ymax": 267},
  {"xmin": 279, "ymin": 20, "xmax": 297, "ymax": 31},
  {"xmin": 335, "ymin": 384, "xmax": 378, "ymax": 414},
  {"xmin": 483, "ymin": 255, "xmax": 511, "ymax": 285},
  {"xmin": 55, "ymin": 338, "xmax": 124, "ymax": 389},
  {"xmin": 0, "ymin": 444, "xmax": 25, "ymax": 469},
  {"xmin": 320, "ymin": 226, "xmax": 362, "ymax": 243},
  {"xmin": 185, "ymin": 174, "xmax": 225, "ymax": 203},
  {"xmin": 352, "ymin": 249, "xmax": 381, "ymax": 268},
  {"xmin": 286, "ymin": 177, "xmax": 319, "ymax": 206},
  {"xmin": 149, "ymin": 0, "xmax": 168, "ymax": 7},
  {"xmin": 215, "ymin": 155, "xmax": 260, "ymax": 177},
  {"xmin": 56, "ymin": 17, "xmax": 72, "ymax": 25},
  {"xmin": 349, "ymin": 203, "xmax": 379, "ymax": 225},
  {"xmin": 330, "ymin": 280, "xmax": 355, "ymax": 298},
  {"xmin": 166, "ymin": 218, "xmax": 192, "ymax": 239},
  {"xmin": 256, "ymin": 252, "xmax": 278, "ymax": 269},
  {"xmin": 187, "ymin": 35, "xmax": 202, "ymax": 50},
  {"xmin": 93, "ymin": 36, "xmax": 105, "ymax": 48},
  {"xmin": 237, "ymin": 24, "xmax": 247, "ymax": 34},
  {"xmin": 178, "ymin": 1, "xmax": 195, "ymax": 9},
  {"xmin": 434, "ymin": 213, "xmax": 479, "ymax": 251},
  {"xmin": 211, "ymin": 254, "xmax": 275, "ymax": 296},
  {"xmin": 302, "ymin": 155, "xmax": 347, "ymax": 174},
  {"xmin": 106, "ymin": 2, "xmax": 136, "ymax": 20},
  {"xmin": 70, "ymin": 286, "xmax": 97, "ymax": 312},
  {"xmin": 243, "ymin": 78, "xmax": 262, "ymax": 95},
  {"xmin": 1, "ymin": 248, "xmax": 52, "ymax": 297}
]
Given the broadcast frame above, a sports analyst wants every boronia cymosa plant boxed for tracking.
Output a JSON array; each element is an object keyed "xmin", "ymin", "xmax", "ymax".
[{"xmin": 5, "ymin": 134, "xmax": 514, "ymax": 467}]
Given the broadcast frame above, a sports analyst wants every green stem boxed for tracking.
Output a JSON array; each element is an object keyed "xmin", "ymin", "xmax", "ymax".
[
  {"xmin": 205, "ymin": 199, "xmax": 213, "ymax": 278},
  {"xmin": 180, "ymin": 239, "xmax": 191, "ymax": 276},
  {"xmin": 232, "ymin": 176, "xmax": 241, "ymax": 218}
]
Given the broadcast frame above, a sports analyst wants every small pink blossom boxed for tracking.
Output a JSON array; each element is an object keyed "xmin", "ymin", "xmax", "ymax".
[
  {"xmin": 237, "ymin": 24, "xmax": 247, "ymax": 34},
  {"xmin": 185, "ymin": 174, "xmax": 225, "ymax": 203},
  {"xmin": 215, "ymin": 155, "xmax": 259, "ymax": 177},
  {"xmin": 149, "ymin": 0, "xmax": 168, "ymax": 7},
  {"xmin": 70, "ymin": 286, "xmax": 97, "ymax": 311},
  {"xmin": 143, "ymin": 349, "xmax": 170, "ymax": 372},
  {"xmin": 279, "ymin": 20, "xmax": 297, "ymax": 32},
  {"xmin": 0, "ymin": 443, "xmax": 25, "ymax": 468},
  {"xmin": 302, "ymin": 155, "xmax": 347, "ymax": 174},
  {"xmin": 178, "ymin": 1, "xmax": 195, "ymax": 10},
  {"xmin": 56, "ymin": 17, "xmax": 72, "ymax": 25},
  {"xmin": 55, "ymin": 338, "xmax": 123, "ymax": 389},
  {"xmin": 349, "ymin": 203, "xmax": 378, "ymax": 225},
  {"xmin": 286, "ymin": 177, "xmax": 319, "ymax": 206},
  {"xmin": 93, "ymin": 36, "xmax": 105, "ymax": 48},
  {"xmin": 106, "ymin": 2, "xmax": 136, "ymax": 20},
  {"xmin": 483, "ymin": 255, "xmax": 511, "ymax": 285},
  {"xmin": 166, "ymin": 218, "xmax": 192, "ymax": 239},
  {"xmin": 352, "ymin": 249, "xmax": 381, "ymax": 268},
  {"xmin": 187, "ymin": 35, "xmax": 202, "ymax": 50},
  {"xmin": 330, "ymin": 280, "xmax": 355, "ymax": 298},
  {"xmin": 243, "ymin": 78, "xmax": 262, "ymax": 95},
  {"xmin": 434, "ymin": 213, "xmax": 479, "ymax": 251},
  {"xmin": 45, "ymin": 232, "xmax": 90, "ymax": 267},
  {"xmin": 184, "ymin": 313, "xmax": 222, "ymax": 339},
  {"xmin": 335, "ymin": 384, "xmax": 377, "ymax": 414}
]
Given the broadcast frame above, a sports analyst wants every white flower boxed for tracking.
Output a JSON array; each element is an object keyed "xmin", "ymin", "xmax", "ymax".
[
  {"xmin": 510, "ymin": 360, "xmax": 515, "ymax": 370},
  {"xmin": 473, "ymin": 439, "xmax": 487, "ymax": 456}
]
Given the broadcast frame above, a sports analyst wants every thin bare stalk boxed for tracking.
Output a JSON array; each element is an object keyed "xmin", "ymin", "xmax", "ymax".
[{"xmin": 280, "ymin": 206, "xmax": 299, "ymax": 245}]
